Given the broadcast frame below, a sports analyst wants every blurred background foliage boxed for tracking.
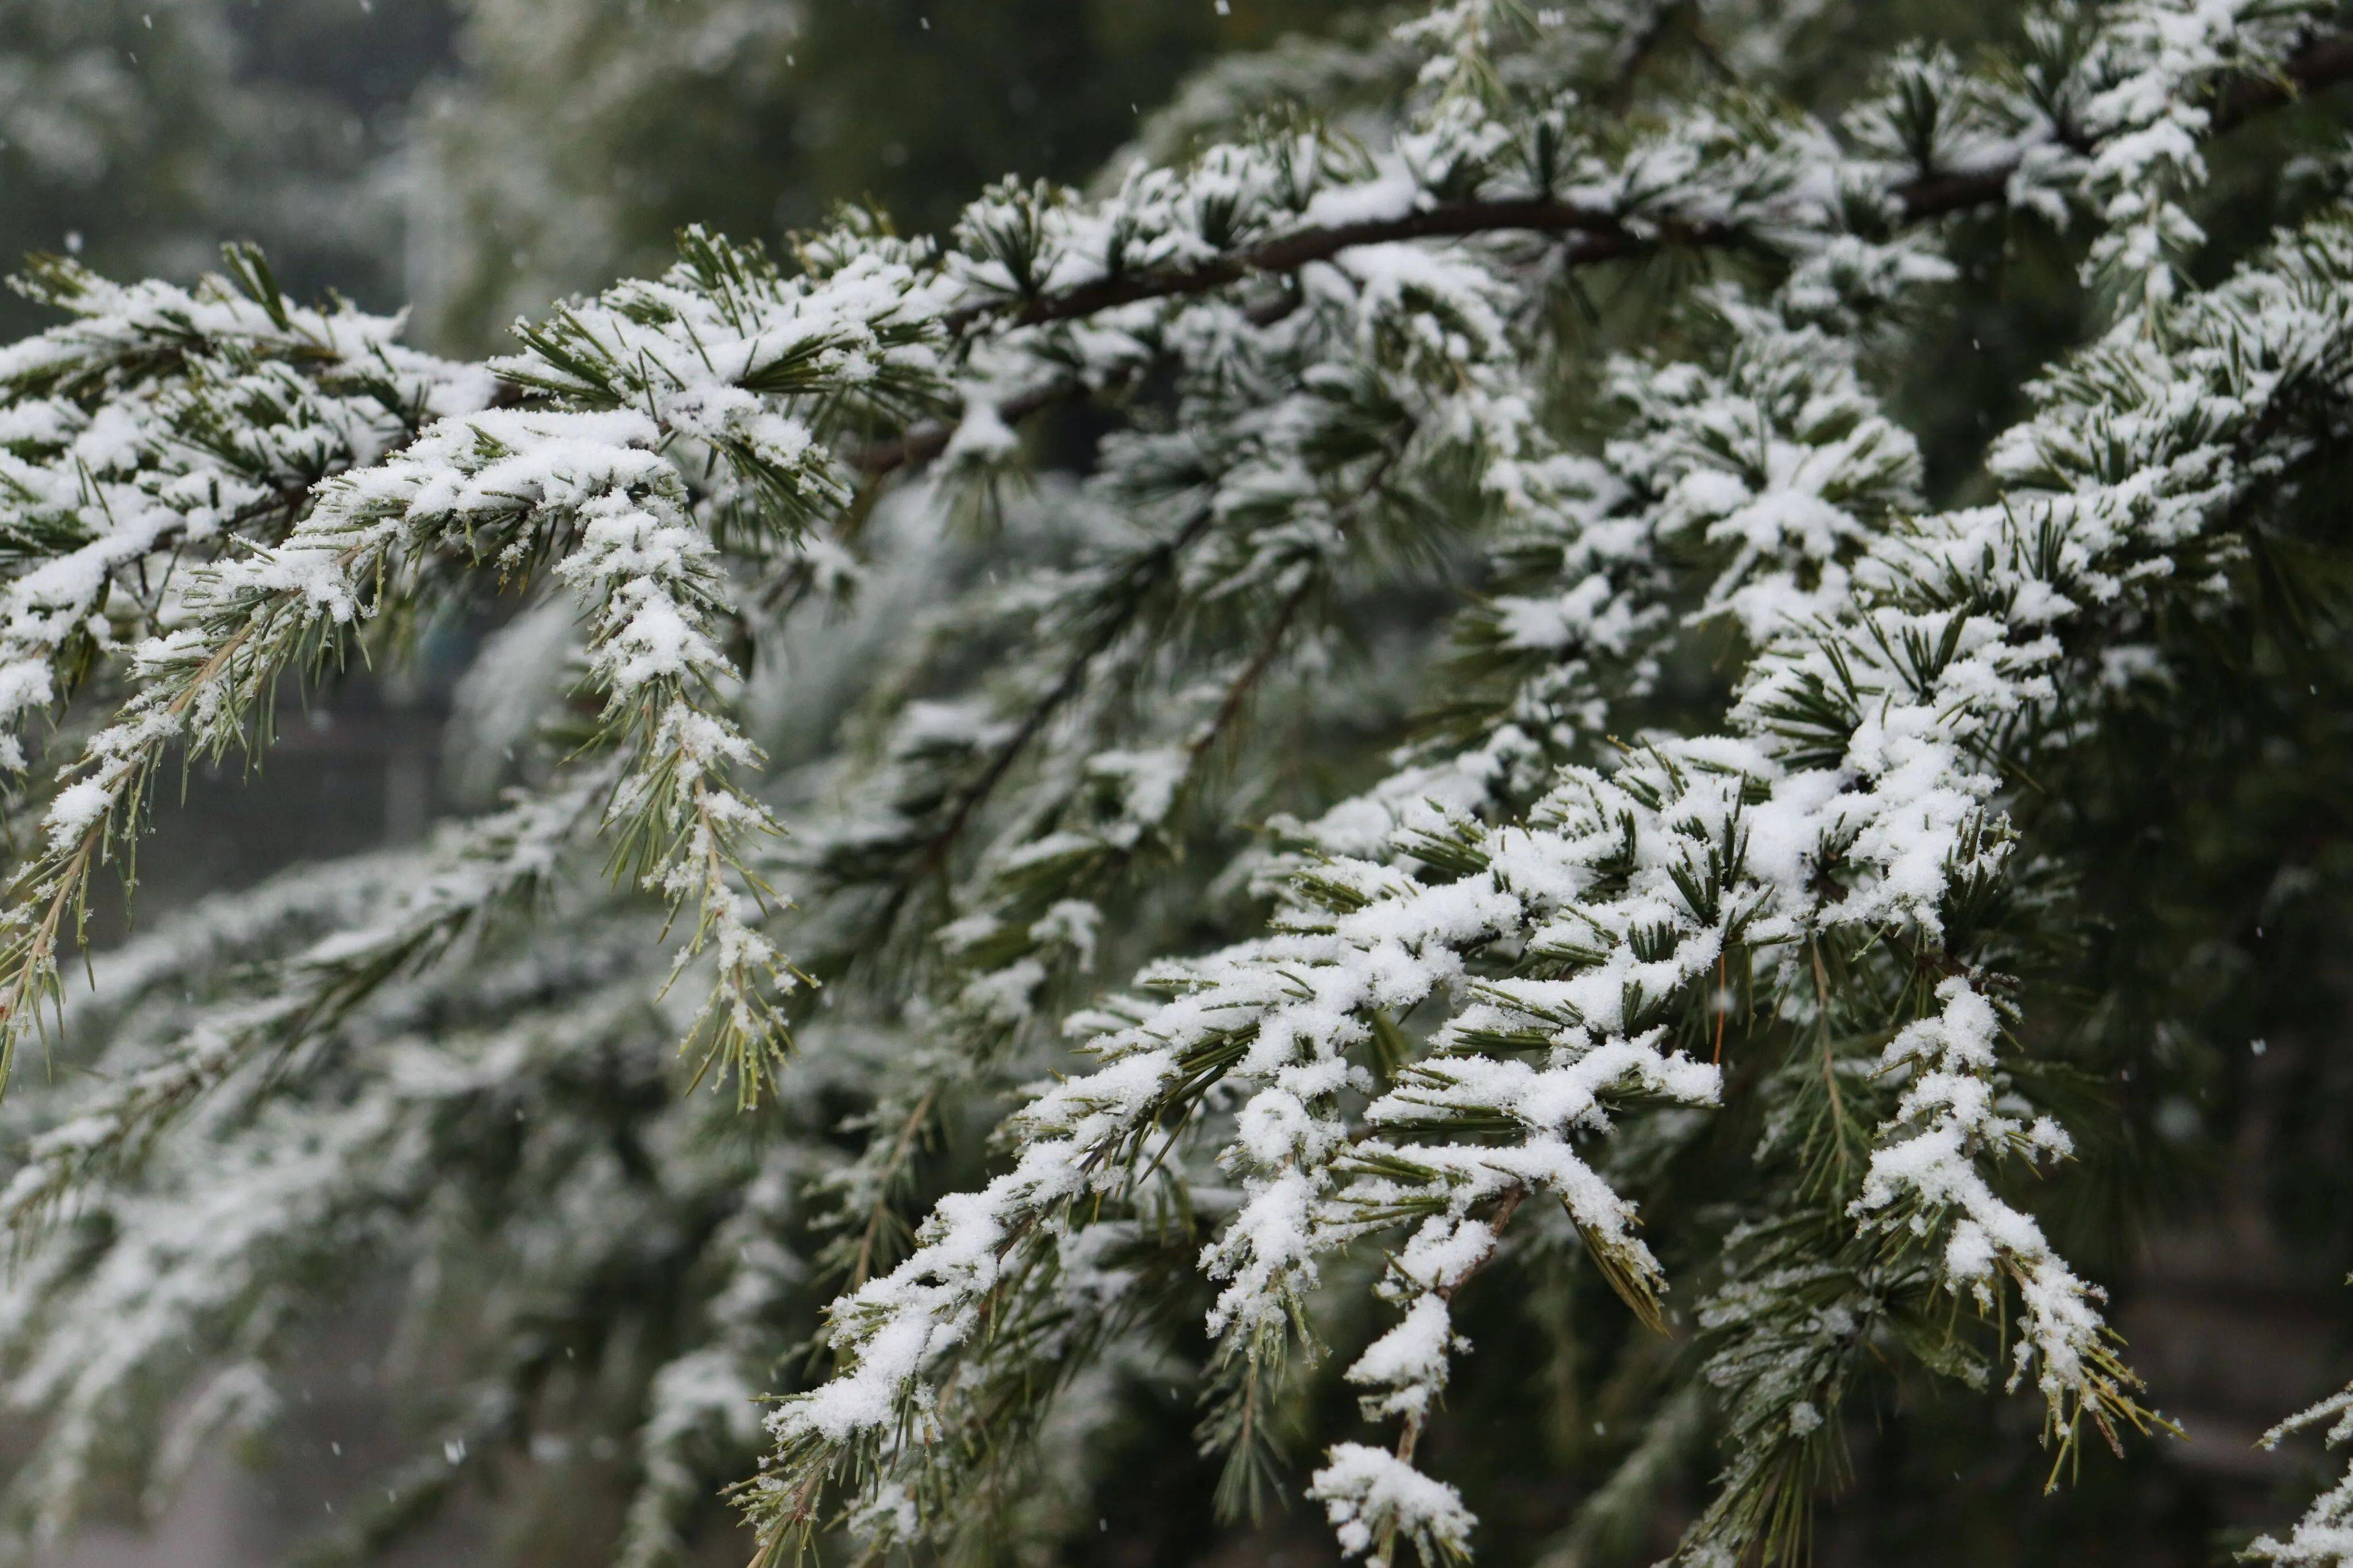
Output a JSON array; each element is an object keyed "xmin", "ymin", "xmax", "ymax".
[{"xmin": 0, "ymin": 0, "xmax": 1359, "ymax": 350}]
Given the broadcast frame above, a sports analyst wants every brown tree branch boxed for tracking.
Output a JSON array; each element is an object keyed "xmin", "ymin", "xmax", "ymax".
[{"xmin": 854, "ymin": 32, "xmax": 2353, "ymax": 484}]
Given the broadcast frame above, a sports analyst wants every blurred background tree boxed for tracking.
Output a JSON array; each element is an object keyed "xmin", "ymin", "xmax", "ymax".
[{"xmin": 2, "ymin": 0, "xmax": 1357, "ymax": 351}]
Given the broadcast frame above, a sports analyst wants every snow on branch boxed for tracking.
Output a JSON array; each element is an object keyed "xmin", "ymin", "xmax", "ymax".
[{"xmin": 1, "ymin": 2, "xmax": 2351, "ymax": 1565}]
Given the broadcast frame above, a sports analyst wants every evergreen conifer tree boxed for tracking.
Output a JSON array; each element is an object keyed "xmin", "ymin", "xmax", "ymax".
[{"xmin": 3, "ymin": 3, "xmax": 2353, "ymax": 1565}]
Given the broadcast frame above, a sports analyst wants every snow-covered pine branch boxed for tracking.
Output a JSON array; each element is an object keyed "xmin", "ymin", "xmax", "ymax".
[
  {"xmin": 753, "ymin": 25, "xmax": 2353, "ymax": 1558},
  {"xmin": 3, "ymin": 2, "xmax": 2353, "ymax": 1565},
  {"xmin": 0, "ymin": 252, "xmax": 494, "ymax": 775},
  {"xmin": 2253, "ymin": 1365, "xmax": 2353, "ymax": 1566}
]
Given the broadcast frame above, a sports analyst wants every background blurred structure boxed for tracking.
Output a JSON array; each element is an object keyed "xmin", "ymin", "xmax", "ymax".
[{"xmin": 1, "ymin": 3, "xmax": 2350, "ymax": 1566}]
